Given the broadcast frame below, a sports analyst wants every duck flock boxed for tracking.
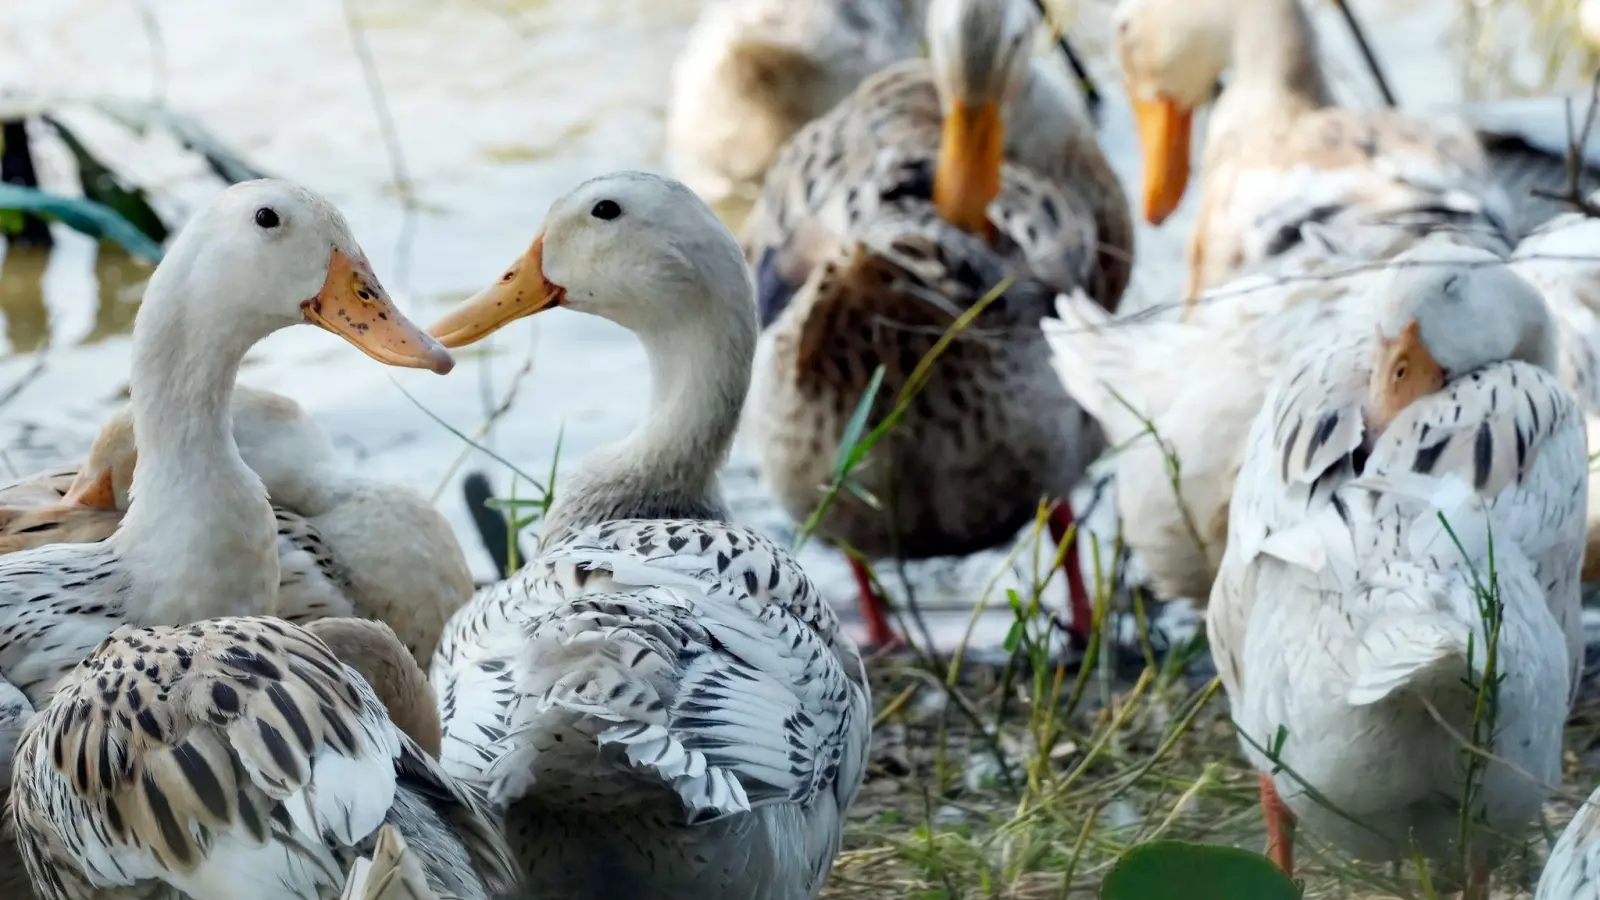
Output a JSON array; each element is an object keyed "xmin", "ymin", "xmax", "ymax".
[{"xmin": 2, "ymin": 0, "xmax": 1600, "ymax": 897}]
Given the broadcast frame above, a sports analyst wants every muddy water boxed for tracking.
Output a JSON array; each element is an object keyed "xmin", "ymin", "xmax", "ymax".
[{"xmin": 0, "ymin": 0, "xmax": 1588, "ymax": 651}]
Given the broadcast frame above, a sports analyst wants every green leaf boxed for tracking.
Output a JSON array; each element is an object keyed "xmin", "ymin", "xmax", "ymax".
[
  {"xmin": 0, "ymin": 184, "xmax": 163, "ymax": 260},
  {"xmin": 831, "ymin": 364, "xmax": 885, "ymax": 480},
  {"xmin": 485, "ymin": 497, "xmax": 551, "ymax": 510},
  {"xmin": 0, "ymin": 207, "xmax": 23, "ymax": 236},
  {"xmin": 1101, "ymin": 841, "xmax": 1301, "ymax": 900},
  {"xmin": 45, "ymin": 116, "xmax": 169, "ymax": 244},
  {"xmin": 1001, "ymin": 619, "xmax": 1024, "ymax": 654}
]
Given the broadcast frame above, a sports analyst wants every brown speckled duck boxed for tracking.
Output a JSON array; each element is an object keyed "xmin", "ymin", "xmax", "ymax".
[{"xmin": 739, "ymin": 0, "xmax": 1129, "ymax": 647}]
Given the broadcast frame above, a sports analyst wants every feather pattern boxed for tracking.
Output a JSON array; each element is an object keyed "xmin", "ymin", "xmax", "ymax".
[
  {"xmin": 739, "ymin": 4, "xmax": 1121, "ymax": 559},
  {"xmin": 433, "ymin": 519, "xmax": 869, "ymax": 900},
  {"xmin": 10, "ymin": 617, "xmax": 515, "ymax": 900},
  {"xmin": 1044, "ymin": 221, "xmax": 1512, "ymax": 604},
  {"xmin": 1537, "ymin": 781, "xmax": 1600, "ymax": 900},
  {"xmin": 1208, "ymin": 322, "xmax": 1584, "ymax": 867}
]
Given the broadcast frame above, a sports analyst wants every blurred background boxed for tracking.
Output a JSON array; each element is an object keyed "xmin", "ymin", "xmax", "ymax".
[{"xmin": 0, "ymin": 0, "xmax": 1595, "ymax": 647}]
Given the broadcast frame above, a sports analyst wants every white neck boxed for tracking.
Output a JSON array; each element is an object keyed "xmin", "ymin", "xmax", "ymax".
[
  {"xmin": 112, "ymin": 277, "xmax": 281, "ymax": 623},
  {"xmin": 1212, "ymin": 0, "xmax": 1330, "ymax": 117},
  {"xmin": 549, "ymin": 317, "xmax": 752, "ymax": 529}
]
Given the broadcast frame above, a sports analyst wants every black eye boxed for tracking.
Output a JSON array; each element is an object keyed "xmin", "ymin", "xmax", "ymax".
[
  {"xmin": 591, "ymin": 200, "xmax": 622, "ymax": 221},
  {"xmin": 255, "ymin": 207, "xmax": 281, "ymax": 229}
]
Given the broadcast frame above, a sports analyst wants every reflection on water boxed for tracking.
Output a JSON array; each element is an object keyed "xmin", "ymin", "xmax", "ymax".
[
  {"xmin": 81, "ymin": 248, "xmax": 149, "ymax": 346},
  {"xmin": 0, "ymin": 248, "xmax": 49, "ymax": 355},
  {"xmin": 0, "ymin": 244, "xmax": 150, "ymax": 357}
]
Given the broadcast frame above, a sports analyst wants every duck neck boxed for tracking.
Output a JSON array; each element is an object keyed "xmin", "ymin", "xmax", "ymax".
[
  {"xmin": 113, "ymin": 288, "xmax": 280, "ymax": 624},
  {"xmin": 1226, "ymin": 0, "xmax": 1332, "ymax": 111},
  {"xmin": 550, "ymin": 320, "xmax": 751, "ymax": 531}
]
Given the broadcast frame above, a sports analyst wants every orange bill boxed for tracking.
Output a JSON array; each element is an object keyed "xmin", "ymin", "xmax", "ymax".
[
  {"xmin": 428, "ymin": 235, "xmax": 567, "ymax": 348},
  {"xmin": 1131, "ymin": 95, "xmax": 1194, "ymax": 226},
  {"xmin": 61, "ymin": 466, "xmax": 118, "ymax": 511},
  {"xmin": 1368, "ymin": 320, "xmax": 1446, "ymax": 433},
  {"xmin": 302, "ymin": 248, "xmax": 455, "ymax": 374},
  {"xmin": 934, "ymin": 100, "xmax": 1006, "ymax": 236}
]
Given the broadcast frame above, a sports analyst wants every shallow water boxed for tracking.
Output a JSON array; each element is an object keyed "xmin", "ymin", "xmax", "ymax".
[{"xmin": 0, "ymin": 0, "xmax": 1591, "ymax": 650}]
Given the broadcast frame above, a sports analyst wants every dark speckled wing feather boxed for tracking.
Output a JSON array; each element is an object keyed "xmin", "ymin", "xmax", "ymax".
[{"xmin": 10, "ymin": 617, "xmax": 514, "ymax": 900}]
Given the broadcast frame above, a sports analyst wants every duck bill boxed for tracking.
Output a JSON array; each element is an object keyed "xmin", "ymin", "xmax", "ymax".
[
  {"xmin": 428, "ymin": 235, "xmax": 567, "ymax": 348},
  {"xmin": 934, "ymin": 99, "xmax": 1006, "ymax": 235},
  {"xmin": 1131, "ymin": 95, "xmax": 1194, "ymax": 226},
  {"xmin": 61, "ymin": 467, "xmax": 118, "ymax": 511},
  {"xmin": 302, "ymin": 248, "xmax": 455, "ymax": 375},
  {"xmin": 1368, "ymin": 320, "xmax": 1446, "ymax": 433}
]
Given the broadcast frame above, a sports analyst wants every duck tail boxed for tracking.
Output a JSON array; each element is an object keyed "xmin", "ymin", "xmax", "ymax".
[
  {"xmin": 340, "ymin": 826, "xmax": 435, "ymax": 900},
  {"xmin": 462, "ymin": 472, "xmax": 524, "ymax": 579},
  {"xmin": 1346, "ymin": 610, "xmax": 1474, "ymax": 707},
  {"xmin": 1042, "ymin": 289, "xmax": 1136, "ymax": 432}
]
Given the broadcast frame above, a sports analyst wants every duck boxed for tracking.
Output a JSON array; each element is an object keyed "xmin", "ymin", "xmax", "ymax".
[
  {"xmin": 1045, "ymin": 214, "xmax": 1513, "ymax": 605},
  {"xmin": 1208, "ymin": 242, "xmax": 1583, "ymax": 895},
  {"xmin": 0, "ymin": 383, "xmax": 474, "ymax": 665},
  {"xmin": 738, "ymin": 0, "xmax": 1130, "ymax": 647},
  {"xmin": 1505, "ymin": 202, "xmax": 1600, "ymax": 581},
  {"xmin": 1112, "ymin": 0, "xmax": 1513, "ymax": 302},
  {"xmin": 9, "ymin": 616, "xmax": 518, "ymax": 900},
  {"xmin": 0, "ymin": 178, "xmax": 452, "ymax": 755},
  {"xmin": 425, "ymin": 171, "xmax": 871, "ymax": 900},
  {"xmin": 665, "ymin": 0, "xmax": 922, "ymax": 206}
]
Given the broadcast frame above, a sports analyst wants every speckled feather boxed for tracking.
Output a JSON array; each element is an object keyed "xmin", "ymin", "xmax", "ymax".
[
  {"xmin": 9, "ymin": 617, "xmax": 515, "ymax": 900},
  {"xmin": 1046, "ymin": 218, "xmax": 1518, "ymax": 603},
  {"xmin": 432, "ymin": 518, "xmax": 869, "ymax": 900},
  {"xmin": 743, "ymin": 59, "xmax": 1131, "ymax": 319},
  {"xmin": 744, "ymin": 122, "xmax": 1109, "ymax": 556},
  {"xmin": 0, "ymin": 506, "xmax": 354, "ymax": 710},
  {"xmin": 1537, "ymin": 781, "xmax": 1600, "ymax": 899}
]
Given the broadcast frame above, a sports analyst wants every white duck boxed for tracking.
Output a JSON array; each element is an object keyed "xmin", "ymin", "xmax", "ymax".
[
  {"xmin": 1047, "ymin": 218, "xmax": 1508, "ymax": 604},
  {"xmin": 1112, "ymin": 0, "xmax": 1512, "ymax": 301},
  {"xmin": 9, "ymin": 616, "xmax": 517, "ymax": 900},
  {"xmin": 1507, "ymin": 203, "xmax": 1600, "ymax": 580},
  {"xmin": 1210, "ymin": 242, "xmax": 1584, "ymax": 896},
  {"xmin": 425, "ymin": 172, "xmax": 871, "ymax": 900},
  {"xmin": 0, "ymin": 384, "xmax": 473, "ymax": 664},
  {"xmin": 665, "ymin": 0, "xmax": 921, "ymax": 205},
  {"xmin": 0, "ymin": 179, "xmax": 452, "ymax": 756}
]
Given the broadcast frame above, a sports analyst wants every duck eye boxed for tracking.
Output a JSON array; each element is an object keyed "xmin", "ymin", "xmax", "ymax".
[
  {"xmin": 254, "ymin": 207, "xmax": 281, "ymax": 229},
  {"xmin": 591, "ymin": 200, "xmax": 622, "ymax": 221}
]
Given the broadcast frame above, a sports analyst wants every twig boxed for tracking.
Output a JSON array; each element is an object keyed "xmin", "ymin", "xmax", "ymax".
[
  {"xmin": 1028, "ymin": 0, "xmax": 1101, "ymax": 120},
  {"xmin": 341, "ymin": 0, "xmax": 419, "ymax": 286},
  {"xmin": 1529, "ymin": 70, "xmax": 1600, "ymax": 218},
  {"xmin": 1328, "ymin": 0, "xmax": 1398, "ymax": 108},
  {"xmin": 429, "ymin": 337, "xmax": 538, "ymax": 503}
]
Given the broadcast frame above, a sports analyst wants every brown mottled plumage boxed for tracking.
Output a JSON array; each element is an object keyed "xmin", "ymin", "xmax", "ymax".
[
  {"xmin": 665, "ymin": 0, "xmax": 922, "ymax": 204},
  {"xmin": 740, "ymin": 0, "xmax": 1118, "ymax": 644},
  {"xmin": 10, "ymin": 616, "xmax": 516, "ymax": 900}
]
